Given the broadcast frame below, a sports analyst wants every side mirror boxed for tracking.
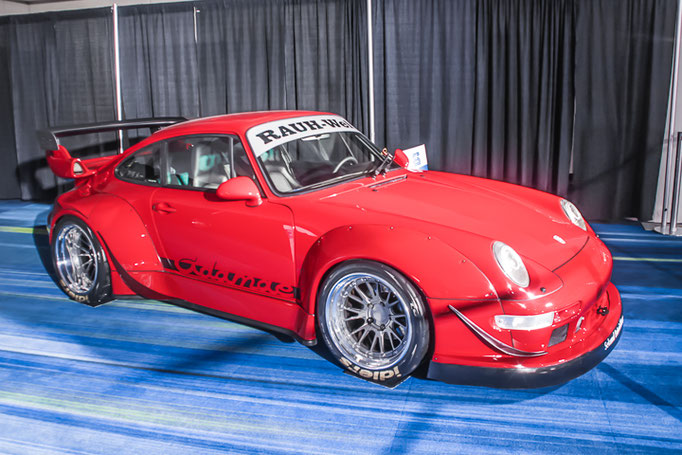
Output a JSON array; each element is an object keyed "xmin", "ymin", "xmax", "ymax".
[
  {"xmin": 216, "ymin": 176, "xmax": 262, "ymax": 207},
  {"xmin": 393, "ymin": 149, "xmax": 409, "ymax": 168},
  {"xmin": 394, "ymin": 144, "xmax": 428, "ymax": 172}
]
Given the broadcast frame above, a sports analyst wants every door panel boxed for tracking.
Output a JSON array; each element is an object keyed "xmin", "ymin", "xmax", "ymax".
[
  {"xmin": 116, "ymin": 133, "xmax": 300, "ymax": 327},
  {"xmin": 151, "ymin": 187, "xmax": 298, "ymax": 310}
]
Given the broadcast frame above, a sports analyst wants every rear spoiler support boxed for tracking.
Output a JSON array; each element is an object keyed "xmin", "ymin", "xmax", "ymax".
[{"xmin": 37, "ymin": 117, "xmax": 186, "ymax": 179}]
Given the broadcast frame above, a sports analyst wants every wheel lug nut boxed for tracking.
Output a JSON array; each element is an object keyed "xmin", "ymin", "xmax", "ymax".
[
  {"xmin": 380, "ymin": 324, "xmax": 385, "ymax": 330},
  {"xmin": 367, "ymin": 317, "xmax": 374, "ymax": 323}
]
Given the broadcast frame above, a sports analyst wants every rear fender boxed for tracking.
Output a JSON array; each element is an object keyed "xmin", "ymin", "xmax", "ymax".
[
  {"xmin": 298, "ymin": 224, "xmax": 496, "ymax": 317},
  {"xmin": 52, "ymin": 193, "xmax": 162, "ymax": 274}
]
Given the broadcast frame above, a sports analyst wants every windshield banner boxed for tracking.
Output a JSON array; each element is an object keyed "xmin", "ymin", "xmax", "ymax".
[{"xmin": 246, "ymin": 115, "xmax": 360, "ymax": 157}]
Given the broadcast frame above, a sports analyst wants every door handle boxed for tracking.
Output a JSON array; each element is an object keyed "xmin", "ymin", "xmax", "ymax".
[{"xmin": 153, "ymin": 202, "xmax": 176, "ymax": 214}]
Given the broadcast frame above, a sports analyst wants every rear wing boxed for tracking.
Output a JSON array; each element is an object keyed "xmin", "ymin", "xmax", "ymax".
[{"xmin": 37, "ymin": 117, "xmax": 186, "ymax": 179}]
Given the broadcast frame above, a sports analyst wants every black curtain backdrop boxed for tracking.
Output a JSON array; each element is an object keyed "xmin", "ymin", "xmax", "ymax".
[
  {"xmin": 0, "ymin": 18, "xmax": 20, "ymax": 200},
  {"xmin": 373, "ymin": 0, "xmax": 576, "ymax": 196},
  {"xmin": 119, "ymin": 4, "xmax": 201, "ymax": 119},
  {"xmin": 197, "ymin": 0, "xmax": 369, "ymax": 134},
  {"xmin": 0, "ymin": 0, "xmax": 677, "ymax": 221},
  {"xmin": 571, "ymin": 0, "xmax": 677, "ymax": 220},
  {"xmin": 8, "ymin": 9, "xmax": 116, "ymax": 201},
  {"xmin": 197, "ymin": 0, "xmax": 290, "ymax": 116}
]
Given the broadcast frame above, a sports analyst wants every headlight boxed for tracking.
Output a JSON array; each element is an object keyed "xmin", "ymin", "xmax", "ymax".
[
  {"xmin": 494, "ymin": 312, "xmax": 555, "ymax": 330},
  {"xmin": 560, "ymin": 199, "xmax": 586, "ymax": 230},
  {"xmin": 492, "ymin": 241, "xmax": 530, "ymax": 287}
]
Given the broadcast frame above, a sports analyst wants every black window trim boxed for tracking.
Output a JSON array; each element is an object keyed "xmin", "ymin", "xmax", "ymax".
[{"xmin": 114, "ymin": 133, "xmax": 266, "ymax": 197}]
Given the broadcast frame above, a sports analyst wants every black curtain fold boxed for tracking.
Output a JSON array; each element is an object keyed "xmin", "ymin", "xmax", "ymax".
[
  {"xmin": 197, "ymin": 0, "xmax": 369, "ymax": 134},
  {"xmin": 373, "ymin": 0, "xmax": 575, "ymax": 196},
  {"xmin": 0, "ymin": 0, "xmax": 677, "ymax": 222},
  {"xmin": 570, "ymin": 0, "xmax": 676, "ymax": 220},
  {"xmin": 286, "ymin": 0, "xmax": 369, "ymax": 133},
  {"xmin": 0, "ymin": 18, "xmax": 20, "ymax": 200},
  {"xmin": 9, "ymin": 9, "xmax": 116, "ymax": 201},
  {"xmin": 118, "ymin": 4, "xmax": 200, "ymax": 120},
  {"xmin": 197, "ymin": 0, "xmax": 290, "ymax": 116}
]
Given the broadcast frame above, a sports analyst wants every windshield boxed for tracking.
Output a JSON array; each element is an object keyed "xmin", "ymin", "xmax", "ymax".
[{"xmin": 248, "ymin": 116, "xmax": 386, "ymax": 194}]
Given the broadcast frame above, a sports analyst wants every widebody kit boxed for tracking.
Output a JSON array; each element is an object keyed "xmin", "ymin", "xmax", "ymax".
[{"xmin": 41, "ymin": 111, "xmax": 623, "ymax": 388}]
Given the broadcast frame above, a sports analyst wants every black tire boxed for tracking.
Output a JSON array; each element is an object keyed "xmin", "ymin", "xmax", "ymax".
[
  {"xmin": 317, "ymin": 260, "xmax": 429, "ymax": 384},
  {"xmin": 51, "ymin": 216, "xmax": 112, "ymax": 306}
]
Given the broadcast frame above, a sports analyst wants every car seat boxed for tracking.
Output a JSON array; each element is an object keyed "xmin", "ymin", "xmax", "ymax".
[{"xmin": 193, "ymin": 143, "xmax": 229, "ymax": 189}]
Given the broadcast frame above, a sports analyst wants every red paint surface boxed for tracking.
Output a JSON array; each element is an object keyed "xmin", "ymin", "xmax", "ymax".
[{"xmin": 46, "ymin": 110, "xmax": 622, "ymax": 373}]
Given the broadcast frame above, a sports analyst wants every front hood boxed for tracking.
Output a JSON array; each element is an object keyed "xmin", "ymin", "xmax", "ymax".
[{"xmin": 316, "ymin": 171, "xmax": 587, "ymax": 270}]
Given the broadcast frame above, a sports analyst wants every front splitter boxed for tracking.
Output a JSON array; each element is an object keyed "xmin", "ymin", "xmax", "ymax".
[{"xmin": 427, "ymin": 312, "xmax": 623, "ymax": 389}]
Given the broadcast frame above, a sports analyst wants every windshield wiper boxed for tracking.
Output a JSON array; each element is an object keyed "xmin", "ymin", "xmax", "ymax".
[{"xmin": 371, "ymin": 148, "xmax": 394, "ymax": 176}]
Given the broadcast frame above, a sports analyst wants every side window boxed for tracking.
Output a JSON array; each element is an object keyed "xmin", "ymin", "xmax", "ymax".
[
  {"xmin": 166, "ymin": 135, "xmax": 255, "ymax": 190},
  {"xmin": 116, "ymin": 144, "xmax": 162, "ymax": 184}
]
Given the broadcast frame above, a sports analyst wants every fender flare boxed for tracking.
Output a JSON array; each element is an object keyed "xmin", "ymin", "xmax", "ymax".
[
  {"xmin": 51, "ymin": 193, "xmax": 162, "ymax": 273},
  {"xmin": 298, "ymin": 224, "xmax": 496, "ymax": 316}
]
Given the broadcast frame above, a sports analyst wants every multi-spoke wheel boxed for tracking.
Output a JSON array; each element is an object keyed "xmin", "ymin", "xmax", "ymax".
[
  {"xmin": 51, "ymin": 216, "xmax": 111, "ymax": 306},
  {"xmin": 317, "ymin": 260, "xmax": 429, "ymax": 383}
]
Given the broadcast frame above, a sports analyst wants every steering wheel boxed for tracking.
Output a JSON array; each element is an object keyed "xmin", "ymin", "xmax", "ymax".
[{"xmin": 333, "ymin": 156, "xmax": 359, "ymax": 174}]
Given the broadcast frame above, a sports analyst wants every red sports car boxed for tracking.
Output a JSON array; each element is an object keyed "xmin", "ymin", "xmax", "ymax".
[{"xmin": 40, "ymin": 111, "xmax": 623, "ymax": 388}]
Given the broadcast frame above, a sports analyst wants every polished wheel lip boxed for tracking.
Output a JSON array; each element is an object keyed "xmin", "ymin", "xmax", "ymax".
[
  {"xmin": 55, "ymin": 224, "xmax": 98, "ymax": 295},
  {"xmin": 325, "ymin": 272, "xmax": 412, "ymax": 370}
]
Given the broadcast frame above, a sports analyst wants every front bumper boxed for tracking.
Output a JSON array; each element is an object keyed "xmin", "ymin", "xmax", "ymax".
[{"xmin": 427, "ymin": 286, "xmax": 623, "ymax": 389}]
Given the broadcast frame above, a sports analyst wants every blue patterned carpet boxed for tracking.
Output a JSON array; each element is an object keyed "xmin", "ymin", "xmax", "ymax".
[{"xmin": 0, "ymin": 200, "xmax": 680, "ymax": 454}]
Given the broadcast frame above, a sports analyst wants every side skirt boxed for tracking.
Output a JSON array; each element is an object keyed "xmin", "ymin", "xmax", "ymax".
[
  {"xmin": 162, "ymin": 297, "xmax": 317, "ymax": 347},
  {"xmin": 102, "ymin": 239, "xmax": 317, "ymax": 347}
]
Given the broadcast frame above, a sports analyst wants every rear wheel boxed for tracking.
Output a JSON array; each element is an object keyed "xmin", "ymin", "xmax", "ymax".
[
  {"xmin": 52, "ymin": 216, "xmax": 112, "ymax": 306},
  {"xmin": 317, "ymin": 260, "xmax": 429, "ymax": 383}
]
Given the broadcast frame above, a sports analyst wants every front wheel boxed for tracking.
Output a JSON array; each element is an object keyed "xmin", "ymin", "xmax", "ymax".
[
  {"xmin": 51, "ymin": 216, "xmax": 112, "ymax": 306},
  {"xmin": 317, "ymin": 260, "xmax": 430, "ymax": 384}
]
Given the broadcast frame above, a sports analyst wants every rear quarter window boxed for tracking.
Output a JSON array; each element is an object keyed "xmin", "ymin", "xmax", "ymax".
[{"xmin": 116, "ymin": 145, "xmax": 161, "ymax": 184}]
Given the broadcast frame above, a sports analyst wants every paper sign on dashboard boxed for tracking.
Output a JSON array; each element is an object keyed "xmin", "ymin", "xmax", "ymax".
[{"xmin": 402, "ymin": 144, "xmax": 428, "ymax": 172}]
